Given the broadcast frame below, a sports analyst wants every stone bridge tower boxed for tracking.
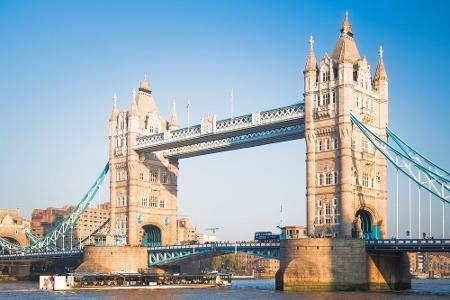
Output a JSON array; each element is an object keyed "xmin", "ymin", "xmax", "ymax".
[
  {"xmin": 304, "ymin": 14, "xmax": 389, "ymax": 239},
  {"xmin": 108, "ymin": 78, "xmax": 179, "ymax": 246}
]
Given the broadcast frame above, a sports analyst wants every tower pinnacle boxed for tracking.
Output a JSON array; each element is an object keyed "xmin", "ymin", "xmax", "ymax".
[
  {"xmin": 139, "ymin": 73, "xmax": 151, "ymax": 93},
  {"xmin": 110, "ymin": 93, "xmax": 119, "ymax": 120},
  {"xmin": 130, "ymin": 89, "xmax": 139, "ymax": 116},
  {"xmin": 341, "ymin": 11, "xmax": 353, "ymax": 35},
  {"xmin": 169, "ymin": 98, "xmax": 179, "ymax": 130},
  {"xmin": 374, "ymin": 45, "xmax": 388, "ymax": 81},
  {"xmin": 305, "ymin": 35, "xmax": 317, "ymax": 72}
]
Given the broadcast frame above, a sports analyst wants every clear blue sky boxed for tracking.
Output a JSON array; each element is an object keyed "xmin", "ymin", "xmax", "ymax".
[{"xmin": 0, "ymin": 0, "xmax": 449, "ymax": 240}]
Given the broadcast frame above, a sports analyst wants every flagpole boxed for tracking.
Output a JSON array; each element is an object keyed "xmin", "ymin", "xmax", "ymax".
[
  {"xmin": 230, "ymin": 88, "xmax": 234, "ymax": 119},
  {"xmin": 187, "ymin": 99, "xmax": 191, "ymax": 128}
]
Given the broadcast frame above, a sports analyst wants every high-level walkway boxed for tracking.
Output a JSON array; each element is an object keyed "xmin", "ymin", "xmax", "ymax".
[{"xmin": 134, "ymin": 103, "xmax": 305, "ymax": 158}]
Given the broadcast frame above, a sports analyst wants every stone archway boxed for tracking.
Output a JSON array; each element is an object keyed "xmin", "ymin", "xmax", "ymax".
[
  {"xmin": 142, "ymin": 225, "xmax": 162, "ymax": 246},
  {"xmin": 355, "ymin": 209, "xmax": 375, "ymax": 240}
]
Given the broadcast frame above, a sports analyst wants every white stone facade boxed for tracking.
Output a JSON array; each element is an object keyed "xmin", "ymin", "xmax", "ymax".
[
  {"xmin": 304, "ymin": 15, "xmax": 389, "ymax": 238},
  {"xmin": 108, "ymin": 80, "xmax": 180, "ymax": 246}
]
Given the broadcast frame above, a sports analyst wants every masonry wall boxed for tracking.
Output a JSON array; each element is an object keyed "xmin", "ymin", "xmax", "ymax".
[
  {"xmin": 76, "ymin": 246, "xmax": 148, "ymax": 274},
  {"xmin": 275, "ymin": 239, "xmax": 411, "ymax": 291}
]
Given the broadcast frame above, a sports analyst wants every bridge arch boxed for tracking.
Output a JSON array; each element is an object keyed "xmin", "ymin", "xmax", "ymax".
[
  {"xmin": 354, "ymin": 208, "xmax": 380, "ymax": 240},
  {"xmin": 142, "ymin": 224, "xmax": 162, "ymax": 246}
]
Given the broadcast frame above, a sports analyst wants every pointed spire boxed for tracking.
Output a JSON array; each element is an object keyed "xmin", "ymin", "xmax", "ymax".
[
  {"xmin": 169, "ymin": 98, "xmax": 179, "ymax": 130},
  {"xmin": 331, "ymin": 12, "xmax": 360, "ymax": 63},
  {"xmin": 130, "ymin": 89, "xmax": 139, "ymax": 117},
  {"xmin": 139, "ymin": 73, "xmax": 151, "ymax": 93},
  {"xmin": 374, "ymin": 46, "xmax": 388, "ymax": 81},
  {"xmin": 305, "ymin": 35, "xmax": 317, "ymax": 72},
  {"xmin": 341, "ymin": 10, "xmax": 353, "ymax": 35},
  {"xmin": 110, "ymin": 93, "xmax": 119, "ymax": 121}
]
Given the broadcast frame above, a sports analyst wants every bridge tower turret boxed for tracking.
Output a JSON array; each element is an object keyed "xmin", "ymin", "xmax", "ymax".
[
  {"xmin": 109, "ymin": 77, "xmax": 179, "ymax": 246},
  {"xmin": 304, "ymin": 13, "xmax": 389, "ymax": 239}
]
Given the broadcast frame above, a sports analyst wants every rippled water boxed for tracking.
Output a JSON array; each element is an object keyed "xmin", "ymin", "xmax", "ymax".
[{"xmin": 0, "ymin": 279, "xmax": 449, "ymax": 299}]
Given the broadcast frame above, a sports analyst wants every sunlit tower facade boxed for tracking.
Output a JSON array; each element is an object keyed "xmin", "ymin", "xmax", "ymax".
[{"xmin": 304, "ymin": 14, "xmax": 389, "ymax": 239}]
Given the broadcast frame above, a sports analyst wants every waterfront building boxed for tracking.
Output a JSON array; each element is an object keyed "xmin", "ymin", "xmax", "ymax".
[
  {"xmin": 31, "ymin": 204, "xmax": 109, "ymax": 248},
  {"xmin": 177, "ymin": 218, "xmax": 197, "ymax": 244}
]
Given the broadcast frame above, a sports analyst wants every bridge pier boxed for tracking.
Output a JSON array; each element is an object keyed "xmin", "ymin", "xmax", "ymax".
[
  {"xmin": 76, "ymin": 246, "xmax": 149, "ymax": 273},
  {"xmin": 275, "ymin": 239, "xmax": 411, "ymax": 291}
]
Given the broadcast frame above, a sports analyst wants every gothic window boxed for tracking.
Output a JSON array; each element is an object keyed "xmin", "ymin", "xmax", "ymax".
[
  {"xmin": 141, "ymin": 195, "xmax": 149, "ymax": 207},
  {"xmin": 140, "ymin": 173, "xmax": 144, "ymax": 181},
  {"xmin": 334, "ymin": 172, "xmax": 338, "ymax": 185},
  {"xmin": 361, "ymin": 138, "xmax": 369, "ymax": 153},
  {"xmin": 318, "ymin": 173, "xmax": 324, "ymax": 186},
  {"xmin": 333, "ymin": 198, "xmax": 337, "ymax": 206},
  {"xmin": 362, "ymin": 172, "xmax": 369, "ymax": 187},
  {"xmin": 150, "ymin": 169, "xmax": 159, "ymax": 183},
  {"xmin": 325, "ymin": 139, "xmax": 330, "ymax": 151},
  {"xmin": 325, "ymin": 203, "xmax": 331, "ymax": 215},
  {"xmin": 322, "ymin": 71, "xmax": 330, "ymax": 82},
  {"xmin": 159, "ymin": 199, "xmax": 165, "ymax": 208},
  {"xmin": 150, "ymin": 196, "xmax": 158, "ymax": 207},
  {"xmin": 323, "ymin": 93, "xmax": 330, "ymax": 105},
  {"xmin": 326, "ymin": 173, "xmax": 332, "ymax": 185},
  {"xmin": 161, "ymin": 172, "xmax": 169, "ymax": 184},
  {"xmin": 332, "ymin": 92, "xmax": 336, "ymax": 104},
  {"xmin": 333, "ymin": 138, "xmax": 338, "ymax": 150},
  {"xmin": 318, "ymin": 140, "xmax": 323, "ymax": 152}
]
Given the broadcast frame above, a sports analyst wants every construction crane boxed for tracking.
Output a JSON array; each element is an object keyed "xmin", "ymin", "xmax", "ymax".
[{"xmin": 205, "ymin": 227, "xmax": 220, "ymax": 235}]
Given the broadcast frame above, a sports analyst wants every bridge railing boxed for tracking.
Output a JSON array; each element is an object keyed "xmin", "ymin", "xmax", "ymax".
[
  {"xmin": 147, "ymin": 242, "xmax": 281, "ymax": 251},
  {"xmin": 135, "ymin": 103, "xmax": 304, "ymax": 150}
]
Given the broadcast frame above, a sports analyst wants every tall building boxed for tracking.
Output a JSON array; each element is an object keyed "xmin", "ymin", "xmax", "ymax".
[
  {"xmin": 304, "ymin": 13, "xmax": 388, "ymax": 238},
  {"xmin": 109, "ymin": 79, "xmax": 179, "ymax": 246},
  {"xmin": 177, "ymin": 218, "xmax": 197, "ymax": 244},
  {"xmin": 31, "ymin": 204, "xmax": 109, "ymax": 248}
]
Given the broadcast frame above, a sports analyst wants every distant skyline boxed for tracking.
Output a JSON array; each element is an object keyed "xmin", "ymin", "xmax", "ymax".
[{"xmin": 0, "ymin": 1, "xmax": 449, "ymax": 241}]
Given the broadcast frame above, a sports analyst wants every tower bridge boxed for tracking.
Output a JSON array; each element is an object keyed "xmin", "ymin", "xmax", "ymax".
[{"xmin": 1, "ymin": 13, "xmax": 450, "ymax": 290}]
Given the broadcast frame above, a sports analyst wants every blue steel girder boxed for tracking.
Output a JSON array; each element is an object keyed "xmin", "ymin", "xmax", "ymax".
[
  {"xmin": 148, "ymin": 243, "xmax": 280, "ymax": 266},
  {"xmin": 351, "ymin": 115, "xmax": 450, "ymax": 204},
  {"xmin": 366, "ymin": 239, "xmax": 450, "ymax": 252},
  {"xmin": 134, "ymin": 103, "xmax": 305, "ymax": 159}
]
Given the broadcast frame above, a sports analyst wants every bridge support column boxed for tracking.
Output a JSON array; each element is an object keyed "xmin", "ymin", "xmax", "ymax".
[
  {"xmin": 76, "ymin": 246, "xmax": 148, "ymax": 274},
  {"xmin": 275, "ymin": 239, "xmax": 411, "ymax": 291}
]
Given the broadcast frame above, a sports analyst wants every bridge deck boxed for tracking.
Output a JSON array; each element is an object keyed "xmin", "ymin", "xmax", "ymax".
[{"xmin": 134, "ymin": 103, "xmax": 305, "ymax": 158}]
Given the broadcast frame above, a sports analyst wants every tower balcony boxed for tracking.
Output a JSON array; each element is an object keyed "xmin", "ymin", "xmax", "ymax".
[
  {"xmin": 314, "ymin": 104, "xmax": 335, "ymax": 119},
  {"xmin": 114, "ymin": 147, "xmax": 127, "ymax": 157},
  {"xmin": 359, "ymin": 107, "xmax": 375, "ymax": 123}
]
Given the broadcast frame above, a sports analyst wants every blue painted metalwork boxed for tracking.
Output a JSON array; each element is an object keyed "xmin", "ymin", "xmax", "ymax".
[
  {"xmin": 142, "ymin": 225, "xmax": 162, "ymax": 247},
  {"xmin": 351, "ymin": 115, "xmax": 450, "ymax": 204},
  {"xmin": 366, "ymin": 239, "xmax": 450, "ymax": 252},
  {"xmin": 147, "ymin": 242, "xmax": 280, "ymax": 266},
  {"xmin": 0, "ymin": 250, "xmax": 83, "ymax": 261},
  {"xmin": 0, "ymin": 164, "xmax": 109, "ymax": 254}
]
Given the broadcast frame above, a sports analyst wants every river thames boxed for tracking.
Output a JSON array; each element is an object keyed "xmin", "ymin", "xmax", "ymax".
[{"xmin": 0, "ymin": 279, "xmax": 449, "ymax": 299}]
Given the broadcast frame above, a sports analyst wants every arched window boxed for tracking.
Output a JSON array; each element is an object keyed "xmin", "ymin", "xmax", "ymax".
[{"xmin": 326, "ymin": 173, "xmax": 332, "ymax": 185}]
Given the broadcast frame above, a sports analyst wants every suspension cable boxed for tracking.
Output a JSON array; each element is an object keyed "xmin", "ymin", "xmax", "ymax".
[
  {"xmin": 396, "ymin": 156, "xmax": 399, "ymax": 238},
  {"xmin": 409, "ymin": 178, "xmax": 412, "ymax": 238}
]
